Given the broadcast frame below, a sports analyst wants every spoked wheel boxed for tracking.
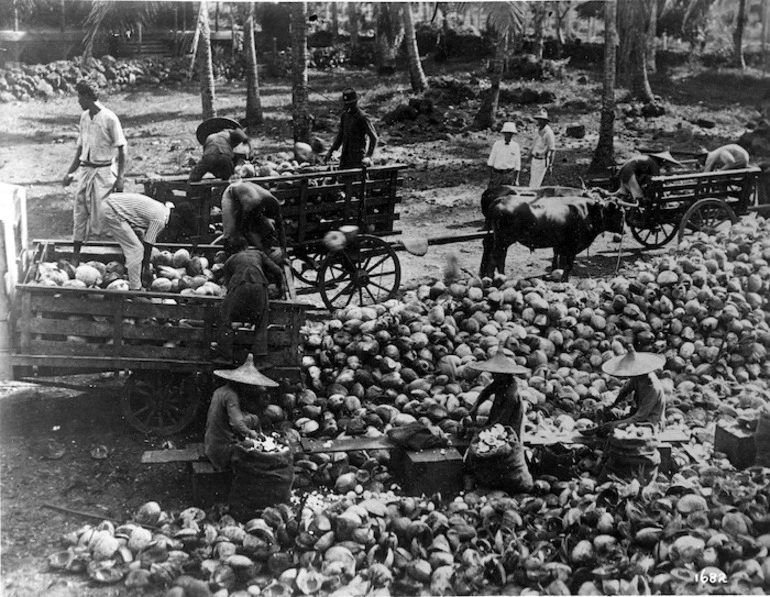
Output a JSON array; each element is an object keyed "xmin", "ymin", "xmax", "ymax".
[
  {"xmin": 122, "ymin": 371, "xmax": 207, "ymax": 435},
  {"xmin": 290, "ymin": 246, "xmax": 326, "ymax": 287},
  {"xmin": 678, "ymin": 199, "xmax": 738, "ymax": 243},
  {"xmin": 629, "ymin": 221, "xmax": 678, "ymax": 248},
  {"xmin": 318, "ymin": 234, "xmax": 401, "ymax": 310}
]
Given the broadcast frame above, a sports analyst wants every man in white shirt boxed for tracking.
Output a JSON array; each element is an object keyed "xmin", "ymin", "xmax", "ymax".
[
  {"xmin": 62, "ymin": 80, "xmax": 127, "ymax": 264},
  {"xmin": 527, "ymin": 109, "xmax": 556, "ymax": 188},
  {"xmin": 487, "ymin": 122, "xmax": 521, "ymax": 187},
  {"xmin": 101, "ymin": 193, "xmax": 172, "ymax": 291},
  {"xmin": 698, "ymin": 144, "xmax": 750, "ymax": 172}
]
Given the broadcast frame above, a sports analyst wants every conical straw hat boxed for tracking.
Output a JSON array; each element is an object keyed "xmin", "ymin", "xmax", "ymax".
[
  {"xmin": 214, "ymin": 354, "xmax": 279, "ymax": 387},
  {"xmin": 601, "ymin": 348, "xmax": 665, "ymax": 378},
  {"xmin": 469, "ymin": 352, "xmax": 529, "ymax": 375},
  {"xmin": 648, "ymin": 150, "xmax": 683, "ymax": 167}
]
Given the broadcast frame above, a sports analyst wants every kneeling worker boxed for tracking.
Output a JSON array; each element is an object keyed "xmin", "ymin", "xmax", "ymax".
[
  {"xmin": 616, "ymin": 151, "xmax": 682, "ymax": 207},
  {"xmin": 189, "ymin": 125, "xmax": 249, "ymax": 183},
  {"xmin": 599, "ymin": 347, "xmax": 666, "ymax": 433},
  {"xmin": 101, "ymin": 192, "xmax": 173, "ymax": 290},
  {"xmin": 697, "ymin": 144, "xmax": 750, "ymax": 172},
  {"xmin": 205, "ymin": 354, "xmax": 279, "ymax": 470},
  {"xmin": 213, "ymin": 234, "xmax": 283, "ymax": 363}
]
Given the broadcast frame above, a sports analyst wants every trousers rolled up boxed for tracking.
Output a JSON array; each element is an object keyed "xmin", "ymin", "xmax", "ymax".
[
  {"xmin": 73, "ymin": 165, "xmax": 116, "ymax": 240},
  {"xmin": 619, "ymin": 174, "xmax": 645, "ymax": 201},
  {"xmin": 218, "ymin": 282, "xmax": 269, "ymax": 359},
  {"xmin": 529, "ymin": 158, "xmax": 548, "ymax": 189},
  {"xmin": 102, "ymin": 201, "xmax": 144, "ymax": 290}
]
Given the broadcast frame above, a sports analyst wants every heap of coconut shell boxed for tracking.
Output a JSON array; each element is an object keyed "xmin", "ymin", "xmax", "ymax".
[{"xmin": 48, "ymin": 464, "xmax": 770, "ymax": 595}]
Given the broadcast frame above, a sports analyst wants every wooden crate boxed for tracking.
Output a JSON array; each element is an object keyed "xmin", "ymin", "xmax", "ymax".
[
  {"xmin": 714, "ymin": 419, "xmax": 756, "ymax": 469},
  {"xmin": 393, "ymin": 447, "xmax": 464, "ymax": 498}
]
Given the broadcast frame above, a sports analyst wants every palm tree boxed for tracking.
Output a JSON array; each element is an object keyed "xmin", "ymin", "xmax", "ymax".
[
  {"xmin": 196, "ymin": 0, "xmax": 216, "ymax": 120},
  {"xmin": 403, "ymin": 2, "xmax": 428, "ymax": 93},
  {"xmin": 590, "ymin": 0, "xmax": 618, "ymax": 173},
  {"xmin": 81, "ymin": 0, "xmax": 162, "ymax": 60},
  {"xmin": 617, "ymin": 0, "xmax": 654, "ymax": 103},
  {"xmin": 733, "ymin": 0, "xmax": 747, "ymax": 69},
  {"xmin": 244, "ymin": 2, "xmax": 263, "ymax": 132},
  {"xmin": 348, "ymin": 2, "xmax": 360, "ymax": 53},
  {"xmin": 531, "ymin": 2, "xmax": 549, "ymax": 60},
  {"xmin": 467, "ymin": 2, "xmax": 524, "ymax": 130},
  {"xmin": 291, "ymin": 1, "xmax": 312, "ymax": 143},
  {"xmin": 375, "ymin": 3, "xmax": 405, "ymax": 74}
]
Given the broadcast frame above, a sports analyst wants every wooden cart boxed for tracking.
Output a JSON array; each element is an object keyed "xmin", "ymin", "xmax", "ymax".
[
  {"xmin": 594, "ymin": 166, "xmax": 762, "ymax": 248},
  {"xmin": 9, "ymin": 239, "xmax": 308, "ymax": 435},
  {"xmin": 140, "ymin": 165, "xmax": 407, "ymax": 311}
]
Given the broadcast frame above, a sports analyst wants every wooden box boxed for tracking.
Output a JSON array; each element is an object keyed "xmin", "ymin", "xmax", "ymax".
[
  {"xmin": 714, "ymin": 420, "xmax": 756, "ymax": 469},
  {"xmin": 394, "ymin": 447, "xmax": 464, "ymax": 498},
  {"xmin": 190, "ymin": 461, "xmax": 232, "ymax": 508}
]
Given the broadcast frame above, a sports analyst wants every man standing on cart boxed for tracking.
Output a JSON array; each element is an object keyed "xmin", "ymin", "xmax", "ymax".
[
  {"xmin": 62, "ymin": 80, "xmax": 127, "ymax": 265},
  {"xmin": 189, "ymin": 118, "xmax": 250, "ymax": 183},
  {"xmin": 325, "ymin": 88, "xmax": 378, "ymax": 169}
]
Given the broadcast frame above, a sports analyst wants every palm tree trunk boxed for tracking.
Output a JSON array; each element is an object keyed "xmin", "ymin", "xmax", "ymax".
[
  {"xmin": 375, "ymin": 3, "xmax": 405, "ymax": 74},
  {"xmin": 631, "ymin": 37, "xmax": 654, "ymax": 102},
  {"xmin": 331, "ymin": 1, "xmax": 339, "ymax": 43},
  {"xmin": 403, "ymin": 2, "xmax": 428, "ymax": 92},
  {"xmin": 618, "ymin": 0, "xmax": 654, "ymax": 103},
  {"xmin": 473, "ymin": 29, "xmax": 507, "ymax": 130},
  {"xmin": 532, "ymin": 2, "xmax": 547, "ymax": 60},
  {"xmin": 590, "ymin": 0, "xmax": 617, "ymax": 173},
  {"xmin": 734, "ymin": 0, "xmax": 747, "ymax": 69},
  {"xmin": 291, "ymin": 1, "xmax": 312, "ymax": 143},
  {"xmin": 348, "ymin": 2, "xmax": 359, "ymax": 52},
  {"xmin": 646, "ymin": 0, "xmax": 657, "ymax": 73},
  {"xmin": 197, "ymin": 1, "xmax": 216, "ymax": 119},
  {"xmin": 244, "ymin": 2, "xmax": 263, "ymax": 132}
]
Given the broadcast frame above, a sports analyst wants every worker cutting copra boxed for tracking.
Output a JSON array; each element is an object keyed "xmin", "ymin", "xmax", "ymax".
[
  {"xmin": 204, "ymin": 354, "xmax": 279, "ymax": 471},
  {"xmin": 598, "ymin": 347, "xmax": 667, "ymax": 434}
]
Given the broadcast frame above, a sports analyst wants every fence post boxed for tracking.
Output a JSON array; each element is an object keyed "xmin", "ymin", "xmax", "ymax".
[{"xmin": 0, "ymin": 183, "xmax": 27, "ymax": 380}]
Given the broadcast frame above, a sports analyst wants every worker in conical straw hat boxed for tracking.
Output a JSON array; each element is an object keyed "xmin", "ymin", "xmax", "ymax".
[
  {"xmin": 467, "ymin": 349, "xmax": 530, "ymax": 441},
  {"xmin": 599, "ymin": 346, "xmax": 667, "ymax": 432},
  {"xmin": 616, "ymin": 150, "xmax": 683, "ymax": 208},
  {"xmin": 204, "ymin": 354, "xmax": 279, "ymax": 470}
]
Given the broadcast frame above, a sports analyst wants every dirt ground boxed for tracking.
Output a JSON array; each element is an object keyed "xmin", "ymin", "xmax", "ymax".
[{"xmin": 0, "ymin": 60, "xmax": 764, "ymax": 596}]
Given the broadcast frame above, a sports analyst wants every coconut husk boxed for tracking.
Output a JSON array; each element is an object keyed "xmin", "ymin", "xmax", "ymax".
[{"xmin": 214, "ymin": 354, "xmax": 279, "ymax": 387}]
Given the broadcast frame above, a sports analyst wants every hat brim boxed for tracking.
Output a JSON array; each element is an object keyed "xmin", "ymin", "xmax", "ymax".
[
  {"xmin": 214, "ymin": 354, "xmax": 279, "ymax": 387},
  {"xmin": 470, "ymin": 353, "xmax": 529, "ymax": 375},
  {"xmin": 534, "ymin": 116, "xmax": 550, "ymax": 121},
  {"xmin": 196, "ymin": 117, "xmax": 242, "ymax": 146},
  {"xmin": 649, "ymin": 152, "xmax": 683, "ymax": 167},
  {"xmin": 601, "ymin": 352, "xmax": 665, "ymax": 377}
]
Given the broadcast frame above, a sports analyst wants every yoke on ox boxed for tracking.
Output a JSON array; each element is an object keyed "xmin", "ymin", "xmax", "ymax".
[{"xmin": 479, "ymin": 194, "xmax": 624, "ymax": 281}]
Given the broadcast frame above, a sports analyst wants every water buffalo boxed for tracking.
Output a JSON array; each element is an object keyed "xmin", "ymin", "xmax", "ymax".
[
  {"xmin": 480, "ymin": 195, "xmax": 624, "ymax": 281},
  {"xmin": 481, "ymin": 185, "xmax": 590, "ymax": 218}
]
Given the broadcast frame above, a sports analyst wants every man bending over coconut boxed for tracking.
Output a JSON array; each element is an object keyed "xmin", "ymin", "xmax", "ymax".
[
  {"xmin": 212, "ymin": 234, "xmax": 283, "ymax": 364},
  {"xmin": 101, "ymin": 193, "xmax": 173, "ymax": 291},
  {"xmin": 221, "ymin": 181, "xmax": 288, "ymax": 268}
]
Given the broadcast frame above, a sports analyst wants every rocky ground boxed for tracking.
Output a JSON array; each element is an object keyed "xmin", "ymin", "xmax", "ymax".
[{"xmin": 0, "ymin": 58, "xmax": 768, "ymax": 596}]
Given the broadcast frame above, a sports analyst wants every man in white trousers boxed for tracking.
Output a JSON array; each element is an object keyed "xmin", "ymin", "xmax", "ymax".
[{"xmin": 527, "ymin": 109, "xmax": 556, "ymax": 188}]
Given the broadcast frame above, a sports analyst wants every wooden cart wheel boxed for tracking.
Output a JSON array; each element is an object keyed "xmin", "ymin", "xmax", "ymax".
[
  {"xmin": 678, "ymin": 198, "xmax": 738, "ymax": 243},
  {"xmin": 629, "ymin": 221, "xmax": 678, "ymax": 249},
  {"xmin": 318, "ymin": 234, "xmax": 401, "ymax": 310},
  {"xmin": 122, "ymin": 371, "xmax": 206, "ymax": 435}
]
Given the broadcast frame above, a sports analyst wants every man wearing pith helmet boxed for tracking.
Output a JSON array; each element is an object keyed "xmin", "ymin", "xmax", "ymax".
[
  {"xmin": 325, "ymin": 87, "xmax": 379, "ymax": 170},
  {"xmin": 204, "ymin": 354, "xmax": 279, "ymax": 470},
  {"xmin": 599, "ymin": 346, "xmax": 667, "ymax": 433},
  {"xmin": 487, "ymin": 121, "xmax": 521, "ymax": 188}
]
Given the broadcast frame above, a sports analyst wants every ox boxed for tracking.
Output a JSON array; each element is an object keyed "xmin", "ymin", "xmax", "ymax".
[{"xmin": 480, "ymin": 195, "xmax": 624, "ymax": 281}]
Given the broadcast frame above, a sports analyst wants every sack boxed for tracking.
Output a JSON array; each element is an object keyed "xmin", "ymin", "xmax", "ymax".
[
  {"xmin": 465, "ymin": 426, "xmax": 533, "ymax": 493},
  {"xmin": 534, "ymin": 443, "xmax": 591, "ymax": 480},
  {"xmin": 601, "ymin": 434, "xmax": 660, "ymax": 483},
  {"xmin": 755, "ymin": 408, "xmax": 770, "ymax": 467},
  {"xmin": 229, "ymin": 445, "xmax": 294, "ymax": 520},
  {"xmin": 387, "ymin": 422, "xmax": 448, "ymax": 452}
]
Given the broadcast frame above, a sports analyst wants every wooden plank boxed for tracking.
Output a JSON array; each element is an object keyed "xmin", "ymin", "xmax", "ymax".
[
  {"xmin": 142, "ymin": 444, "xmax": 204, "ymax": 464},
  {"xmin": 28, "ymin": 318, "xmax": 114, "ymax": 338}
]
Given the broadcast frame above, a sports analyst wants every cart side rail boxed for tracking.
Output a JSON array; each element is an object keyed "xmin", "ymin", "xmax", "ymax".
[
  {"xmin": 11, "ymin": 283, "xmax": 308, "ymax": 379},
  {"xmin": 647, "ymin": 166, "xmax": 760, "ymax": 212}
]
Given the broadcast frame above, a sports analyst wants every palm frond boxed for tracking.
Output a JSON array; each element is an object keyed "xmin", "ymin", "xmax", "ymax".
[{"xmin": 81, "ymin": 0, "xmax": 167, "ymax": 59}]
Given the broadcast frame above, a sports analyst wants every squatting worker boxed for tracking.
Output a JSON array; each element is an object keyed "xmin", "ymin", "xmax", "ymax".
[
  {"xmin": 697, "ymin": 144, "xmax": 750, "ymax": 172},
  {"xmin": 101, "ymin": 193, "xmax": 173, "ymax": 290},
  {"xmin": 63, "ymin": 80, "xmax": 127, "ymax": 265},
  {"xmin": 616, "ymin": 151, "xmax": 682, "ymax": 207},
  {"xmin": 487, "ymin": 122, "xmax": 521, "ymax": 187},
  {"xmin": 599, "ymin": 347, "xmax": 667, "ymax": 432},
  {"xmin": 221, "ymin": 181, "xmax": 288, "ymax": 267},
  {"xmin": 527, "ymin": 109, "xmax": 556, "ymax": 188},
  {"xmin": 213, "ymin": 234, "xmax": 284, "ymax": 363},
  {"xmin": 466, "ymin": 351, "xmax": 530, "ymax": 441},
  {"xmin": 325, "ymin": 88, "xmax": 378, "ymax": 169},
  {"xmin": 189, "ymin": 127, "xmax": 249, "ymax": 182},
  {"xmin": 294, "ymin": 136, "xmax": 326, "ymax": 166},
  {"xmin": 205, "ymin": 354, "xmax": 278, "ymax": 470}
]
